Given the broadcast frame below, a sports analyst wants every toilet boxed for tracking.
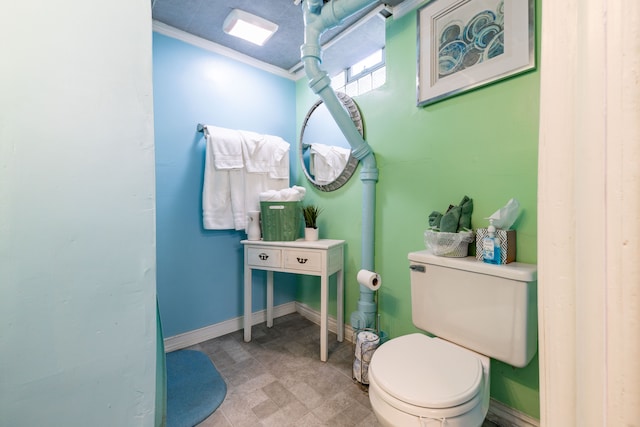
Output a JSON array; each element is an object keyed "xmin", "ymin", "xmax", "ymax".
[{"xmin": 368, "ymin": 250, "xmax": 537, "ymax": 427}]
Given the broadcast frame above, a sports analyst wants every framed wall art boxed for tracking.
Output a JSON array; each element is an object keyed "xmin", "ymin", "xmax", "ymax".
[{"xmin": 417, "ymin": 0, "xmax": 535, "ymax": 106}]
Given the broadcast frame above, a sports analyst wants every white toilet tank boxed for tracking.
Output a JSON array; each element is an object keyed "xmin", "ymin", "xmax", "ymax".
[{"xmin": 408, "ymin": 250, "xmax": 537, "ymax": 368}]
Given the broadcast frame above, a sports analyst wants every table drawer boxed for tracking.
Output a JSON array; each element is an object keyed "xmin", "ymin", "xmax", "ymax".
[
  {"xmin": 247, "ymin": 247, "xmax": 281, "ymax": 268},
  {"xmin": 284, "ymin": 249, "xmax": 322, "ymax": 272}
]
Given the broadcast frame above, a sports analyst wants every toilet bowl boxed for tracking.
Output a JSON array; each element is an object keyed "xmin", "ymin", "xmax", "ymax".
[
  {"xmin": 367, "ymin": 251, "xmax": 537, "ymax": 427},
  {"xmin": 368, "ymin": 334, "xmax": 489, "ymax": 427}
]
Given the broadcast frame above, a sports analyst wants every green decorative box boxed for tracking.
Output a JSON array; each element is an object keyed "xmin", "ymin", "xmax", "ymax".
[{"xmin": 259, "ymin": 201, "xmax": 301, "ymax": 241}]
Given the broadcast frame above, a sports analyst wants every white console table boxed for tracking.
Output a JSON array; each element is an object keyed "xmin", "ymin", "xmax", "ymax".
[{"xmin": 241, "ymin": 239, "xmax": 345, "ymax": 362}]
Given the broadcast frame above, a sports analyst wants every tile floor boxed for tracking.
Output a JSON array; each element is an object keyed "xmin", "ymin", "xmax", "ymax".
[{"xmin": 184, "ymin": 312, "xmax": 500, "ymax": 427}]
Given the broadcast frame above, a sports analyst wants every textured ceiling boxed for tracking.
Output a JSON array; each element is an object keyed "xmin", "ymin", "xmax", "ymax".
[{"xmin": 151, "ymin": 0, "xmax": 406, "ymax": 76}]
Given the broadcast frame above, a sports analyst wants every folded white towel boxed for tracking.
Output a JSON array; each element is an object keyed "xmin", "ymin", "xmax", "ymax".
[
  {"xmin": 279, "ymin": 188, "xmax": 299, "ymax": 201},
  {"xmin": 259, "ymin": 186, "xmax": 306, "ymax": 202},
  {"xmin": 265, "ymin": 135, "xmax": 290, "ymax": 179},
  {"xmin": 258, "ymin": 189, "xmax": 279, "ymax": 202},
  {"xmin": 281, "ymin": 186, "xmax": 305, "ymax": 201},
  {"xmin": 310, "ymin": 143, "xmax": 350, "ymax": 184},
  {"xmin": 239, "ymin": 130, "xmax": 267, "ymax": 173},
  {"xmin": 202, "ymin": 135, "xmax": 243, "ymax": 229},
  {"xmin": 309, "ymin": 142, "xmax": 332, "ymax": 157},
  {"xmin": 239, "ymin": 174, "xmax": 288, "ymax": 229},
  {"xmin": 240, "ymin": 131, "xmax": 290, "ymax": 179},
  {"xmin": 205, "ymin": 125, "xmax": 244, "ymax": 170}
]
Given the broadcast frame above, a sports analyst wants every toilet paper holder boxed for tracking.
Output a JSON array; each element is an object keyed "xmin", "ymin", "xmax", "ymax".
[
  {"xmin": 352, "ymin": 328, "xmax": 379, "ymax": 387},
  {"xmin": 352, "ymin": 303, "xmax": 386, "ymax": 390}
]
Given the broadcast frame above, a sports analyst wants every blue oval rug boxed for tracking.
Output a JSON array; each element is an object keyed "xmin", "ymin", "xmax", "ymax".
[{"xmin": 166, "ymin": 350, "xmax": 227, "ymax": 427}]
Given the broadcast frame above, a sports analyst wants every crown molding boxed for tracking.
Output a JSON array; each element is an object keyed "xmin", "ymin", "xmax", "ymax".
[{"xmin": 152, "ymin": 20, "xmax": 296, "ymax": 80}]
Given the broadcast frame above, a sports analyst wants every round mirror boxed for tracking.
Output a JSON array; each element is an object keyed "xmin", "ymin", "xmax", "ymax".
[{"xmin": 299, "ymin": 92, "xmax": 362, "ymax": 192}]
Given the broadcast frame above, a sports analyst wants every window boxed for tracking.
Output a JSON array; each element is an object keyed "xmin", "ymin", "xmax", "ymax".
[
  {"xmin": 348, "ymin": 50, "xmax": 384, "ymax": 80},
  {"xmin": 331, "ymin": 48, "xmax": 386, "ymax": 96}
]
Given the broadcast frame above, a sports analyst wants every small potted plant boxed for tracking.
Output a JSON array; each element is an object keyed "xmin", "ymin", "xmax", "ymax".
[{"xmin": 302, "ymin": 204, "xmax": 322, "ymax": 241}]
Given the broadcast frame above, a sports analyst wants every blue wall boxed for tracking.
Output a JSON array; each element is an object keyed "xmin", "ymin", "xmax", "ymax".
[{"xmin": 153, "ymin": 33, "xmax": 298, "ymax": 337}]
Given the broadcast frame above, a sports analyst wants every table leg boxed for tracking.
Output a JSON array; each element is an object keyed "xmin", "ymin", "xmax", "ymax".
[
  {"xmin": 267, "ymin": 271, "xmax": 274, "ymax": 328},
  {"xmin": 320, "ymin": 274, "xmax": 328, "ymax": 362},
  {"xmin": 244, "ymin": 264, "xmax": 252, "ymax": 342},
  {"xmin": 337, "ymin": 269, "xmax": 344, "ymax": 342}
]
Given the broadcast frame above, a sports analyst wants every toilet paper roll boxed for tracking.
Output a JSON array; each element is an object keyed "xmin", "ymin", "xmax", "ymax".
[
  {"xmin": 357, "ymin": 269, "xmax": 381, "ymax": 291},
  {"xmin": 353, "ymin": 358, "xmax": 370, "ymax": 384},
  {"xmin": 355, "ymin": 331, "xmax": 380, "ymax": 362}
]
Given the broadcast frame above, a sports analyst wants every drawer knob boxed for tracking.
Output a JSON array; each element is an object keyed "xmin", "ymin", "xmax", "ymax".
[
  {"xmin": 259, "ymin": 253, "xmax": 269, "ymax": 260},
  {"xmin": 297, "ymin": 257, "xmax": 308, "ymax": 264}
]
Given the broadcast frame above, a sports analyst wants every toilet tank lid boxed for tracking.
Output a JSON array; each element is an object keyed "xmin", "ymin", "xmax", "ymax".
[{"xmin": 408, "ymin": 250, "xmax": 537, "ymax": 282}]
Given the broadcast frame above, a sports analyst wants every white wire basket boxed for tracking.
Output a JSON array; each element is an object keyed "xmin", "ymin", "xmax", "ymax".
[
  {"xmin": 424, "ymin": 230, "xmax": 474, "ymax": 257},
  {"xmin": 352, "ymin": 329, "xmax": 380, "ymax": 386}
]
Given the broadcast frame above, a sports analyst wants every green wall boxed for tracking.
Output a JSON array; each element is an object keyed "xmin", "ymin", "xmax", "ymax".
[{"xmin": 295, "ymin": 5, "xmax": 541, "ymax": 420}]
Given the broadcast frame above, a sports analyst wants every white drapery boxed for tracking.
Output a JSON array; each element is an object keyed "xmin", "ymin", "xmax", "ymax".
[{"xmin": 537, "ymin": 0, "xmax": 640, "ymax": 425}]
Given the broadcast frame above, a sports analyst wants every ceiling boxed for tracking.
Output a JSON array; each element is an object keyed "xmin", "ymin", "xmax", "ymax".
[{"xmin": 151, "ymin": 0, "xmax": 408, "ymax": 76}]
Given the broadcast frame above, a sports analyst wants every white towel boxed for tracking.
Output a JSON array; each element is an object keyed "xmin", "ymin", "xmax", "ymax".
[
  {"xmin": 309, "ymin": 142, "xmax": 332, "ymax": 158},
  {"xmin": 240, "ymin": 131, "xmax": 290, "ymax": 179},
  {"xmin": 202, "ymin": 125, "xmax": 289, "ymax": 230},
  {"xmin": 206, "ymin": 125, "xmax": 244, "ymax": 170},
  {"xmin": 202, "ymin": 162, "xmax": 287, "ymax": 230},
  {"xmin": 239, "ymin": 174, "xmax": 289, "ymax": 230},
  {"xmin": 202, "ymin": 134, "xmax": 243, "ymax": 229},
  {"xmin": 265, "ymin": 135, "xmax": 290, "ymax": 179},
  {"xmin": 239, "ymin": 130, "xmax": 268, "ymax": 172},
  {"xmin": 310, "ymin": 143, "xmax": 350, "ymax": 184},
  {"xmin": 258, "ymin": 190, "xmax": 280, "ymax": 202},
  {"xmin": 280, "ymin": 186, "xmax": 306, "ymax": 201},
  {"xmin": 259, "ymin": 186, "xmax": 306, "ymax": 202}
]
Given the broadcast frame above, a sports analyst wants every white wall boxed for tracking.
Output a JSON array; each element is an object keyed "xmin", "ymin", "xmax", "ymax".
[{"xmin": 0, "ymin": 1, "xmax": 157, "ymax": 426}]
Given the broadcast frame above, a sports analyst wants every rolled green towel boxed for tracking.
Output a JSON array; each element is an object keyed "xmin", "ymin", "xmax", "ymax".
[
  {"xmin": 440, "ymin": 206, "xmax": 461, "ymax": 233},
  {"xmin": 458, "ymin": 195, "xmax": 473, "ymax": 231},
  {"xmin": 428, "ymin": 211, "xmax": 443, "ymax": 229}
]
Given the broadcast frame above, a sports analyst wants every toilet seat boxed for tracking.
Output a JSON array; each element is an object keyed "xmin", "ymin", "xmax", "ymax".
[
  {"xmin": 369, "ymin": 375, "xmax": 484, "ymax": 422},
  {"xmin": 369, "ymin": 334, "xmax": 484, "ymax": 411}
]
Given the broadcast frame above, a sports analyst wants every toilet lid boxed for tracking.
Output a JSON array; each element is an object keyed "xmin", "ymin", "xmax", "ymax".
[{"xmin": 369, "ymin": 334, "xmax": 483, "ymax": 409}]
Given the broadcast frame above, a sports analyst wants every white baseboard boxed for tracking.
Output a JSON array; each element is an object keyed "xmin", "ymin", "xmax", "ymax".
[
  {"xmin": 163, "ymin": 301, "xmax": 297, "ymax": 352},
  {"xmin": 294, "ymin": 302, "xmax": 356, "ymax": 343},
  {"xmin": 487, "ymin": 398, "xmax": 540, "ymax": 427},
  {"xmin": 164, "ymin": 301, "xmax": 350, "ymax": 352}
]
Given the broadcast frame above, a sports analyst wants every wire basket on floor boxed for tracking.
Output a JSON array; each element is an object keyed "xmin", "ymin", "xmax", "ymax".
[
  {"xmin": 352, "ymin": 329, "xmax": 380, "ymax": 387},
  {"xmin": 424, "ymin": 230, "xmax": 474, "ymax": 257}
]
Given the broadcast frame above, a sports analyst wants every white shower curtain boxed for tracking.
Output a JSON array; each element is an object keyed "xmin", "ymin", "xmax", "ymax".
[{"xmin": 537, "ymin": 0, "xmax": 640, "ymax": 425}]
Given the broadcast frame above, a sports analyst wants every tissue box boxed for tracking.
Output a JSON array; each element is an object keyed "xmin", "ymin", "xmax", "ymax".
[
  {"xmin": 475, "ymin": 229, "xmax": 516, "ymax": 264},
  {"xmin": 260, "ymin": 201, "xmax": 301, "ymax": 241}
]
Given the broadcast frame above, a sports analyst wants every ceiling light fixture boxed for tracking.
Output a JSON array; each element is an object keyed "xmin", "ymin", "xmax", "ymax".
[{"xmin": 223, "ymin": 9, "xmax": 278, "ymax": 46}]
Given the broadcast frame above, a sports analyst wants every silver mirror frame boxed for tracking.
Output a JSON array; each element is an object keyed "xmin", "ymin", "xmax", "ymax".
[{"xmin": 299, "ymin": 92, "xmax": 362, "ymax": 192}]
